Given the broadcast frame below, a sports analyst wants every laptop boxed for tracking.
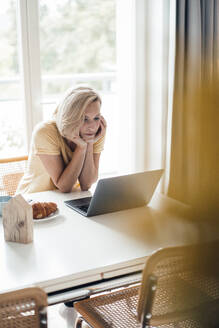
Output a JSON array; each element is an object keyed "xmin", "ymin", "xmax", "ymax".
[{"xmin": 64, "ymin": 169, "xmax": 163, "ymax": 217}]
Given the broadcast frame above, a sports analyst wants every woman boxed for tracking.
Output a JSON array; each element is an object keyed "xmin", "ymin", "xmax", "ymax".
[{"xmin": 17, "ymin": 86, "xmax": 106, "ymax": 194}]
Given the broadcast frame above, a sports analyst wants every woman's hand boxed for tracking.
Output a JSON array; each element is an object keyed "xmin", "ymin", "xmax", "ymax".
[
  {"xmin": 69, "ymin": 127, "xmax": 87, "ymax": 150},
  {"xmin": 72, "ymin": 135, "xmax": 87, "ymax": 149},
  {"xmin": 87, "ymin": 116, "xmax": 107, "ymax": 144}
]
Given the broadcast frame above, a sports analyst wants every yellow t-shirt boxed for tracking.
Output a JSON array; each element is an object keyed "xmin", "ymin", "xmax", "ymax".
[{"xmin": 16, "ymin": 120, "xmax": 105, "ymax": 194}]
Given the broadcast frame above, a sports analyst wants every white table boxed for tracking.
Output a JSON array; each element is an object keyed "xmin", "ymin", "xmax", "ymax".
[{"xmin": 0, "ymin": 191, "xmax": 203, "ymax": 304}]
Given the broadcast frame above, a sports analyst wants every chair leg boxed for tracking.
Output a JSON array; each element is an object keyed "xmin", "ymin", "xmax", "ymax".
[
  {"xmin": 75, "ymin": 317, "xmax": 92, "ymax": 328},
  {"xmin": 75, "ymin": 316, "xmax": 83, "ymax": 328},
  {"xmin": 39, "ymin": 307, "xmax": 47, "ymax": 328}
]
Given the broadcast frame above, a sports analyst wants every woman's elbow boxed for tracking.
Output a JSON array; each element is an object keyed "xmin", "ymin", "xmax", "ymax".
[
  {"xmin": 54, "ymin": 177, "xmax": 73, "ymax": 193},
  {"xmin": 80, "ymin": 184, "xmax": 91, "ymax": 191},
  {"xmin": 58, "ymin": 186, "xmax": 72, "ymax": 193},
  {"xmin": 80, "ymin": 175, "xmax": 98, "ymax": 191},
  {"xmin": 55, "ymin": 181, "xmax": 72, "ymax": 193}
]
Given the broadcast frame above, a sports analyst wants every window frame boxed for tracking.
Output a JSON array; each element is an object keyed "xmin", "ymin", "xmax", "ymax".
[{"xmin": 18, "ymin": 0, "xmax": 42, "ymax": 151}]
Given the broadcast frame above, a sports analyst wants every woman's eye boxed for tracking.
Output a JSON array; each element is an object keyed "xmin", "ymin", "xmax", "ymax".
[
  {"xmin": 94, "ymin": 117, "xmax": 100, "ymax": 121},
  {"xmin": 84, "ymin": 118, "xmax": 88, "ymax": 122}
]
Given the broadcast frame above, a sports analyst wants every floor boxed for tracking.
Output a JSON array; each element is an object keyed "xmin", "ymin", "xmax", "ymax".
[{"xmin": 48, "ymin": 303, "xmax": 79, "ymax": 328}]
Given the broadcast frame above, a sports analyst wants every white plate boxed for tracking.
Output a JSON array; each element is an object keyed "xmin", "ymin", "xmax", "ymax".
[{"xmin": 33, "ymin": 209, "xmax": 60, "ymax": 222}]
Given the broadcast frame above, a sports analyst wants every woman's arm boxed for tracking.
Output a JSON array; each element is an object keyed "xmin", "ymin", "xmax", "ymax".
[
  {"xmin": 38, "ymin": 140, "xmax": 87, "ymax": 193},
  {"xmin": 78, "ymin": 144, "xmax": 100, "ymax": 190},
  {"xmin": 79, "ymin": 116, "xmax": 106, "ymax": 190}
]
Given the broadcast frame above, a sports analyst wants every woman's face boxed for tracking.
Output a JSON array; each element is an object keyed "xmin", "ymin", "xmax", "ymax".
[{"xmin": 79, "ymin": 100, "xmax": 101, "ymax": 141}]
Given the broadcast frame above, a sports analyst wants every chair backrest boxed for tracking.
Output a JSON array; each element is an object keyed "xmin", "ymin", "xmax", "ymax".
[
  {"xmin": 138, "ymin": 240, "xmax": 219, "ymax": 328},
  {"xmin": 0, "ymin": 156, "xmax": 28, "ymax": 196},
  {"xmin": 0, "ymin": 287, "xmax": 48, "ymax": 328}
]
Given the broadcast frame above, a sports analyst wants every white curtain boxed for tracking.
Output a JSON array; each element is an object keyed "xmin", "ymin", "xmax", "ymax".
[
  {"xmin": 133, "ymin": 0, "xmax": 173, "ymax": 173},
  {"xmin": 167, "ymin": 0, "xmax": 219, "ymax": 219}
]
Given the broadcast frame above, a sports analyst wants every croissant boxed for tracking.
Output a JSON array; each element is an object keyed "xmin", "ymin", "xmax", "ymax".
[{"xmin": 32, "ymin": 202, "xmax": 57, "ymax": 219}]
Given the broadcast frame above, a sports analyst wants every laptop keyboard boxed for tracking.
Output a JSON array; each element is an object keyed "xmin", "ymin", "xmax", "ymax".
[{"xmin": 78, "ymin": 204, "xmax": 89, "ymax": 212}]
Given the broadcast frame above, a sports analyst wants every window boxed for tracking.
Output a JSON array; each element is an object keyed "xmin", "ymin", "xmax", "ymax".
[
  {"xmin": 0, "ymin": 0, "xmax": 118, "ymax": 175},
  {"xmin": 0, "ymin": 0, "xmax": 169, "ymax": 178}
]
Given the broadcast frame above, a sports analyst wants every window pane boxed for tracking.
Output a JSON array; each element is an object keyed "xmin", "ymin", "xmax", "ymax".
[
  {"xmin": 39, "ymin": 0, "xmax": 116, "ymax": 93},
  {"xmin": 0, "ymin": 1, "xmax": 26, "ymax": 157},
  {"xmin": 39, "ymin": 0, "xmax": 117, "ymax": 174}
]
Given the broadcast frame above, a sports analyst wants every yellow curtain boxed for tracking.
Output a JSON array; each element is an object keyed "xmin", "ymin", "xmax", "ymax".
[{"xmin": 167, "ymin": 0, "xmax": 219, "ymax": 219}]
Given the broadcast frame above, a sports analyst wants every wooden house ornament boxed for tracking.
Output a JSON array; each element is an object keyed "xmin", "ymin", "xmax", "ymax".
[{"xmin": 2, "ymin": 194, "xmax": 33, "ymax": 244}]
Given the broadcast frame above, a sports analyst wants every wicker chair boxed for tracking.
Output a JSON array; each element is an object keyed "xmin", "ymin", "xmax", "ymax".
[
  {"xmin": 0, "ymin": 287, "xmax": 48, "ymax": 328},
  {"xmin": 0, "ymin": 156, "xmax": 28, "ymax": 196},
  {"xmin": 74, "ymin": 241, "xmax": 219, "ymax": 328}
]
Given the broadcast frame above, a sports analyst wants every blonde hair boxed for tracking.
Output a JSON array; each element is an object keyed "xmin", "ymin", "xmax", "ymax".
[{"xmin": 54, "ymin": 86, "xmax": 101, "ymax": 137}]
